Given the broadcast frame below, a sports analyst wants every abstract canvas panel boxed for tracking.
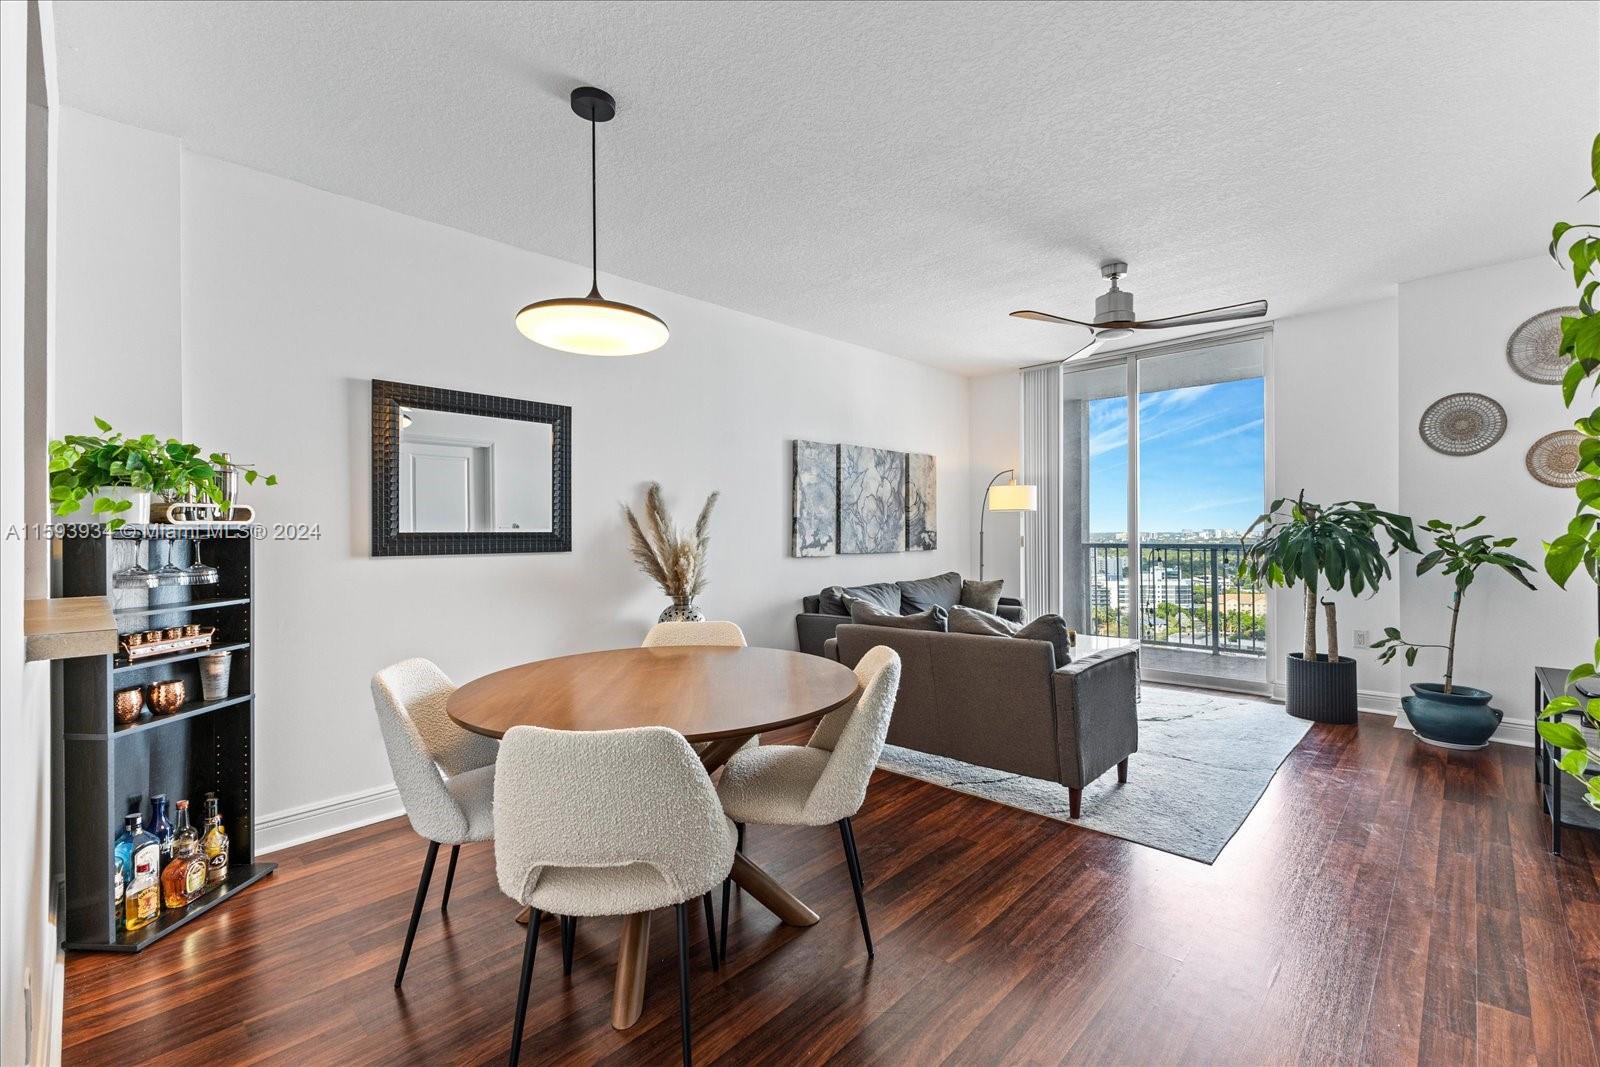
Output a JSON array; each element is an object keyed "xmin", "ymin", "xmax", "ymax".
[
  {"xmin": 791, "ymin": 440, "xmax": 838, "ymax": 556},
  {"xmin": 906, "ymin": 452, "xmax": 937, "ymax": 550},
  {"xmin": 840, "ymin": 445, "xmax": 906, "ymax": 554}
]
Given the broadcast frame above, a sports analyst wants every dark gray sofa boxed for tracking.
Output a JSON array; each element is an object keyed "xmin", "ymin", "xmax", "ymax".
[
  {"xmin": 795, "ymin": 573, "xmax": 1024, "ymax": 657},
  {"xmin": 825, "ymin": 623, "xmax": 1139, "ymax": 818}
]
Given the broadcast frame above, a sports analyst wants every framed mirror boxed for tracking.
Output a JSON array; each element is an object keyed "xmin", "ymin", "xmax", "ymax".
[{"xmin": 371, "ymin": 379, "xmax": 571, "ymax": 556}]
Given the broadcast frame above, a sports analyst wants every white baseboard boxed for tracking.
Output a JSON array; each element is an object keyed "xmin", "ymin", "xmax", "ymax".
[{"xmin": 254, "ymin": 782, "xmax": 403, "ymax": 855}]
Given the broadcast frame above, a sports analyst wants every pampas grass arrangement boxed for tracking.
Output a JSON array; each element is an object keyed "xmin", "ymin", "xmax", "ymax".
[{"xmin": 623, "ymin": 482, "xmax": 720, "ymax": 599}]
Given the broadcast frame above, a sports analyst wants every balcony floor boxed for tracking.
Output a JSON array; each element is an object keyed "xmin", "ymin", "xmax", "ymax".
[{"xmin": 1140, "ymin": 643, "xmax": 1267, "ymax": 688}]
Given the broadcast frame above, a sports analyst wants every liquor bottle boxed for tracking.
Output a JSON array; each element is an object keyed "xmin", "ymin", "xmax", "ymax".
[
  {"xmin": 161, "ymin": 800, "xmax": 207, "ymax": 909},
  {"xmin": 114, "ymin": 858, "xmax": 124, "ymax": 914},
  {"xmin": 113, "ymin": 819, "xmax": 134, "ymax": 898},
  {"xmin": 149, "ymin": 794, "xmax": 174, "ymax": 865},
  {"xmin": 201, "ymin": 794, "xmax": 229, "ymax": 887},
  {"xmin": 122, "ymin": 813, "xmax": 161, "ymax": 932}
]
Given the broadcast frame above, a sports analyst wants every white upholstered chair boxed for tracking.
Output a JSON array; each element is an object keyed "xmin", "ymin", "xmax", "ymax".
[
  {"xmin": 716, "ymin": 645, "xmax": 900, "ymax": 958},
  {"xmin": 641, "ymin": 619, "xmax": 747, "ymax": 648},
  {"xmin": 495, "ymin": 724, "xmax": 735, "ymax": 1066},
  {"xmin": 372, "ymin": 658, "xmax": 498, "ymax": 987}
]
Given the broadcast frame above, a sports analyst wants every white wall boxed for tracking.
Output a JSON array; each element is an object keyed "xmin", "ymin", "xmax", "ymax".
[
  {"xmin": 968, "ymin": 370, "xmax": 1022, "ymax": 593},
  {"xmin": 54, "ymin": 110, "xmax": 977, "ymax": 846},
  {"xmin": 1397, "ymin": 257, "xmax": 1592, "ymax": 742},
  {"xmin": 1, "ymin": 4, "xmax": 61, "ymax": 1063}
]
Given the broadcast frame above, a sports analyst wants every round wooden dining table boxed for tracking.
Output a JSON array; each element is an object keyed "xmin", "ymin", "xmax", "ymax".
[{"xmin": 447, "ymin": 645, "xmax": 861, "ymax": 1030}]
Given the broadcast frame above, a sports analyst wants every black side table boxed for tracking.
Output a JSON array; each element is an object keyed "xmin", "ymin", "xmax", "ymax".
[{"xmin": 1534, "ymin": 665, "xmax": 1600, "ymax": 855}]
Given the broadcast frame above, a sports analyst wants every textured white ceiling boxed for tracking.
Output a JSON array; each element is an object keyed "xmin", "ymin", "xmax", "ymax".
[{"xmin": 52, "ymin": 0, "xmax": 1600, "ymax": 375}]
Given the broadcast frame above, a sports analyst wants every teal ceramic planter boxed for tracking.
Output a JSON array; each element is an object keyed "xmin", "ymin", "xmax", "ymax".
[{"xmin": 1402, "ymin": 686, "xmax": 1502, "ymax": 750}]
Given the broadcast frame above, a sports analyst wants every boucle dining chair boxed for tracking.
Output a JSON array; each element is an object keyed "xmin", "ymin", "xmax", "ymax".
[
  {"xmin": 715, "ymin": 645, "xmax": 900, "ymax": 958},
  {"xmin": 641, "ymin": 620, "xmax": 748, "ymax": 648},
  {"xmin": 495, "ymin": 725, "xmax": 736, "ymax": 1067},
  {"xmin": 372, "ymin": 658, "xmax": 498, "ymax": 988}
]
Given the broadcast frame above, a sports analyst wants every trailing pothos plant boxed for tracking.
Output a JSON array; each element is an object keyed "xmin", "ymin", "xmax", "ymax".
[
  {"xmin": 1539, "ymin": 132, "xmax": 1600, "ymax": 808},
  {"xmin": 48, "ymin": 417, "xmax": 276, "ymax": 530},
  {"xmin": 1371, "ymin": 517, "xmax": 1536, "ymax": 693},
  {"xmin": 1239, "ymin": 492, "xmax": 1417, "ymax": 661}
]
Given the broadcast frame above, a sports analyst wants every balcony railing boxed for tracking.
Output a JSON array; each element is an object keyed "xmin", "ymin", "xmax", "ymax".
[{"xmin": 1082, "ymin": 542, "xmax": 1266, "ymax": 656}]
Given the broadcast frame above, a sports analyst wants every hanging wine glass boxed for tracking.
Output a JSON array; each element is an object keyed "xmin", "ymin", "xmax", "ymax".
[
  {"xmin": 152, "ymin": 535, "xmax": 186, "ymax": 586},
  {"xmin": 184, "ymin": 539, "xmax": 219, "ymax": 586},
  {"xmin": 112, "ymin": 538, "xmax": 158, "ymax": 589}
]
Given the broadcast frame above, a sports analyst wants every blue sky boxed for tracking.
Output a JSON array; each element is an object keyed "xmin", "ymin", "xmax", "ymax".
[{"xmin": 1087, "ymin": 377, "xmax": 1265, "ymax": 535}]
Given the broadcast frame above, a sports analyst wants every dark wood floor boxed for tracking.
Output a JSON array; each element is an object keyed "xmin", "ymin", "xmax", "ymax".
[{"xmin": 63, "ymin": 708, "xmax": 1600, "ymax": 1066}]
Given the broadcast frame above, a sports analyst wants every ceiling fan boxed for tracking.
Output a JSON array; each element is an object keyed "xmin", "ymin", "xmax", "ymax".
[{"xmin": 1011, "ymin": 261, "xmax": 1267, "ymax": 360}]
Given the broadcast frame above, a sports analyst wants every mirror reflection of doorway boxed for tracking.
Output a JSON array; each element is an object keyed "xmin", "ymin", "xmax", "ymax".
[{"xmin": 400, "ymin": 438, "xmax": 494, "ymax": 532}]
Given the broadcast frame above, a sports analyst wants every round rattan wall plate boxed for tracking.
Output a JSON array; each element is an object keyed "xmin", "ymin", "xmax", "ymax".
[
  {"xmin": 1526, "ymin": 430, "xmax": 1584, "ymax": 488},
  {"xmin": 1418, "ymin": 393, "xmax": 1507, "ymax": 456},
  {"xmin": 1507, "ymin": 307, "xmax": 1579, "ymax": 384}
]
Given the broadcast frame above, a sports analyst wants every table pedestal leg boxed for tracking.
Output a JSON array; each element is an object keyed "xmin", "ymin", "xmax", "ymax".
[
  {"xmin": 611, "ymin": 912, "xmax": 652, "ymax": 1030},
  {"xmin": 730, "ymin": 852, "xmax": 819, "ymax": 927}
]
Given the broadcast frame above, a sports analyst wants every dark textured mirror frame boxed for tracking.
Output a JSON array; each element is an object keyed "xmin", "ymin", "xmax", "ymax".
[{"xmin": 370, "ymin": 379, "xmax": 572, "ymax": 556}]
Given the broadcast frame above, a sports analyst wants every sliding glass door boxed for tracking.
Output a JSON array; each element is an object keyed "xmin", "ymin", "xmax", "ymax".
[{"xmin": 1063, "ymin": 332, "xmax": 1268, "ymax": 691}]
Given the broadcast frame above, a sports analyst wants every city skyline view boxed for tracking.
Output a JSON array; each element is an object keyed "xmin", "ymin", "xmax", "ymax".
[{"xmin": 1087, "ymin": 377, "xmax": 1266, "ymax": 539}]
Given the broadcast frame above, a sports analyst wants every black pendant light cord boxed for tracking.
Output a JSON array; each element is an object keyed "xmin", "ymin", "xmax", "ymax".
[{"xmin": 588, "ymin": 114, "xmax": 599, "ymax": 298}]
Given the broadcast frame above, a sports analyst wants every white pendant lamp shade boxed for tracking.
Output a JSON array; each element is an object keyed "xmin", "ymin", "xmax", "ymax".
[
  {"xmin": 987, "ymin": 481, "xmax": 1037, "ymax": 511},
  {"xmin": 518, "ymin": 86, "xmax": 667, "ymax": 357},
  {"xmin": 515, "ymin": 294, "xmax": 669, "ymax": 356}
]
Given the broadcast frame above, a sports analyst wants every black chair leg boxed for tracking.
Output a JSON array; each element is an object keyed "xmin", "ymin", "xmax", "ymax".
[
  {"xmin": 838, "ymin": 818, "xmax": 874, "ymax": 959},
  {"xmin": 675, "ymin": 902, "xmax": 694, "ymax": 1066},
  {"xmin": 439, "ymin": 844, "xmax": 460, "ymax": 913},
  {"xmin": 507, "ymin": 907, "xmax": 542, "ymax": 1066},
  {"xmin": 560, "ymin": 915, "xmax": 576, "ymax": 976},
  {"xmin": 702, "ymin": 891, "xmax": 720, "ymax": 969},
  {"xmin": 720, "ymin": 876, "xmax": 732, "ymax": 962},
  {"xmin": 395, "ymin": 840, "xmax": 439, "ymax": 987}
]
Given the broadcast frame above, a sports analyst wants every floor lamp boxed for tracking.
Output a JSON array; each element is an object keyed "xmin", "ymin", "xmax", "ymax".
[{"xmin": 979, "ymin": 470, "xmax": 1037, "ymax": 580}]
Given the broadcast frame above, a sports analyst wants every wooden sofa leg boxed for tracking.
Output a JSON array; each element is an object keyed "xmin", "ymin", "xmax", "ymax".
[
  {"xmin": 1118, "ymin": 758, "xmax": 1129, "ymax": 784},
  {"xmin": 1068, "ymin": 787, "xmax": 1082, "ymax": 819}
]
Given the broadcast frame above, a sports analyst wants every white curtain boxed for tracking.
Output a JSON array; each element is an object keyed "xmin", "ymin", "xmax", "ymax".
[{"xmin": 1020, "ymin": 364, "xmax": 1063, "ymax": 618}]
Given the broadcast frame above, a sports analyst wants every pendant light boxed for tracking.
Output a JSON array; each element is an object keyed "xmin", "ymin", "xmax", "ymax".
[{"xmin": 515, "ymin": 86, "xmax": 669, "ymax": 356}]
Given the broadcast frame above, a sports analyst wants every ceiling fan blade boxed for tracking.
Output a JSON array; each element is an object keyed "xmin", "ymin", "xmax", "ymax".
[
  {"xmin": 1130, "ymin": 300, "xmax": 1269, "ymax": 329},
  {"xmin": 1010, "ymin": 309, "xmax": 1098, "ymax": 329}
]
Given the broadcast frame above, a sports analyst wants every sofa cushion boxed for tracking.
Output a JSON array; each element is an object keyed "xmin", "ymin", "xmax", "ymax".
[
  {"xmin": 819, "ymin": 581, "xmax": 901, "ymax": 616},
  {"xmin": 949, "ymin": 605, "xmax": 1072, "ymax": 666},
  {"xmin": 897, "ymin": 571, "xmax": 962, "ymax": 614},
  {"xmin": 846, "ymin": 596, "xmax": 948, "ymax": 632},
  {"xmin": 959, "ymin": 578, "xmax": 1004, "ymax": 614}
]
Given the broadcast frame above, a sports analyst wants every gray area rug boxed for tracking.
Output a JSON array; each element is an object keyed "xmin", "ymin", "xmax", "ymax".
[{"xmin": 876, "ymin": 685, "xmax": 1311, "ymax": 864}]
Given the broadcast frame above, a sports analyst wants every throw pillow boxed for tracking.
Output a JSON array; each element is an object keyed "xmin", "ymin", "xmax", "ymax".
[
  {"xmin": 846, "ymin": 596, "xmax": 948, "ymax": 632},
  {"xmin": 1015, "ymin": 614, "xmax": 1072, "ymax": 666},
  {"xmin": 819, "ymin": 581, "xmax": 901, "ymax": 617},
  {"xmin": 959, "ymin": 578, "xmax": 1004, "ymax": 614},
  {"xmin": 948, "ymin": 604, "xmax": 1020, "ymax": 637},
  {"xmin": 897, "ymin": 570, "xmax": 963, "ymax": 614}
]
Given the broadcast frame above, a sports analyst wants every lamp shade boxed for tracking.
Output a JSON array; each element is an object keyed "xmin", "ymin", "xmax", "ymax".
[
  {"xmin": 987, "ymin": 482, "xmax": 1037, "ymax": 511},
  {"xmin": 515, "ymin": 295, "xmax": 669, "ymax": 356}
]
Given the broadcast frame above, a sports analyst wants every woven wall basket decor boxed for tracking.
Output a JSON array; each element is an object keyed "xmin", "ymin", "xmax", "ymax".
[
  {"xmin": 1526, "ymin": 430, "xmax": 1585, "ymax": 488},
  {"xmin": 1418, "ymin": 392, "xmax": 1507, "ymax": 456},
  {"xmin": 1506, "ymin": 307, "xmax": 1579, "ymax": 384}
]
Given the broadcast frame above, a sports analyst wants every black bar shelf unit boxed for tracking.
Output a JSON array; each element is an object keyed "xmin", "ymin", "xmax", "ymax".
[{"xmin": 60, "ymin": 525, "xmax": 273, "ymax": 953}]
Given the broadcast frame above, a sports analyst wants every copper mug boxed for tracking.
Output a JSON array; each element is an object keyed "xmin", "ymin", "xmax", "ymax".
[
  {"xmin": 114, "ymin": 686, "xmax": 145, "ymax": 725},
  {"xmin": 146, "ymin": 679, "xmax": 186, "ymax": 716}
]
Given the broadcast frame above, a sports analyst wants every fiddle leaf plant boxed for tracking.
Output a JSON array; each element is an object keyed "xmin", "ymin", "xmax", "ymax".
[
  {"xmin": 1371, "ymin": 517, "xmax": 1536, "ymax": 693},
  {"xmin": 1239, "ymin": 491, "xmax": 1417, "ymax": 662},
  {"xmin": 1539, "ymin": 130, "xmax": 1600, "ymax": 806}
]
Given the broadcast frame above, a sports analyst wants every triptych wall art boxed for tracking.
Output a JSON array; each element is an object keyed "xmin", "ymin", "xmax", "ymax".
[{"xmin": 791, "ymin": 440, "xmax": 936, "ymax": 557}]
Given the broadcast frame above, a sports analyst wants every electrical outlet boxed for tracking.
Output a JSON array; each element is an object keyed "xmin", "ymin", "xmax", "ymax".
[{"xmin": 1354, "ymin": 629, "xmax": 1371, "ymax": 648}]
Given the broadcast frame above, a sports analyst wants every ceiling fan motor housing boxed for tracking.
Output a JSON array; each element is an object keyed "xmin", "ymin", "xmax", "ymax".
[{"xmin": 1095, "ymin": 286, "xmax": 1134, "ymax": 325}]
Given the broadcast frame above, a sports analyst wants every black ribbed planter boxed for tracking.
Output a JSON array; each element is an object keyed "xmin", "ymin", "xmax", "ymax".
[{"xmin": 1285, "ymin": 653, "xmax": 1358, "ymax": 724}]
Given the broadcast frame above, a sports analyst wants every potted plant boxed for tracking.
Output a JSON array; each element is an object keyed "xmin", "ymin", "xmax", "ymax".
[
  {"xmin": 622, "ymin": 482, "xmax": 719, "ymax": 622},
  {"xmin": 49, "ymin": 418, "xmax": 277, "ymax": 530},
  {"xmin": 1239, "ymin": 492, "xmax": 1417, "ymax": 723},
  {"xmin": 1372, "ymin": 517, "xmax": 1536, "ymax": 748},
  {"xmin": 1537, "ymin": 131, "xmax": 1600, "ymax": 808}
]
